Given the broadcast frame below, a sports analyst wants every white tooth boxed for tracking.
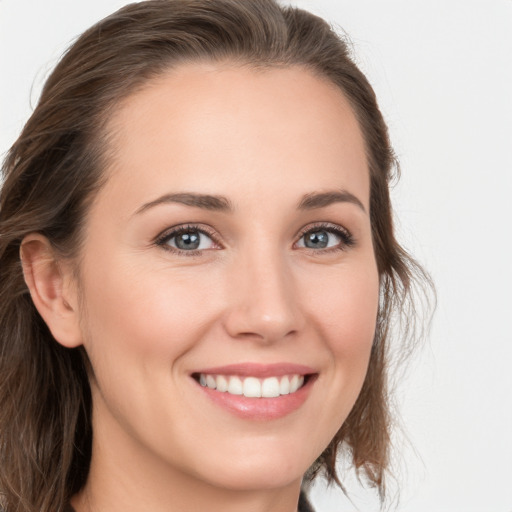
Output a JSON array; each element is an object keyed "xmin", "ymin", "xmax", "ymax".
[
  {"xmin": 227, "ymin": 376, "xmax": 243, "ymax": 395},
  {"xmin": 199, "ymin": 374, "xmax": 207, "ymax": 387},
  {"xmin": 279, "ymin": 376, "xmax": 290, "ymax": 395},
  {"xmin": 289, "ymin": 375, "xmax": 300, "ymax": 393},
  {"xmin": 297, "ymin": 375, "xmax": 305, "ymax": 389},
  {"xmin": 206, "ymin": 375, "xmax": 216, "ymax": 389},
  {"xmin": 261, "ymin": 377, "xmax": 280, "ymax": 398},
  {"xmin": 216, "ymin": 375, "xmax": 228, "ymax": 392},
  {"xmin": 243, "ymin": 377, "xmax": 262, "ymax": 397}
]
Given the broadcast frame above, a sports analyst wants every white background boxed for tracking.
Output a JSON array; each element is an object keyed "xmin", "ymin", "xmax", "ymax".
[{"xmin": 1, "ymin": 1, "xmax": 511, "ymax": 511}]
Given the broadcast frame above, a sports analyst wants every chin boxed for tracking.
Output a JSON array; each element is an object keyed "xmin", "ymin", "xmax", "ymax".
[
  {"xmin": 184, "ymin": 438, "xmax": 316, "ymax": 492},
  {"xmin": 200, "ymin": 460, "xmax": 306, "ymax": 492}
]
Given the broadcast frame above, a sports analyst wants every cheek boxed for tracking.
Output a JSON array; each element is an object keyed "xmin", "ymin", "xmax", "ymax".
[
  {"xmin": 306, "ymin": 261, "xmax": 380, "ymax": 399},
  {"xmin": 286, "ymin": 261, "xmax": 380, "ymax": 458},
  {"xmin": 79, "ymin": 258, "xmax": 214, "ymax": 378},
  {"xmin": 77, "ymin": 261, "xmax": 219, "ymax": 446},
  {"xmin": 310, "ymin": 263, "xmax": 379, "ymax": 348}
]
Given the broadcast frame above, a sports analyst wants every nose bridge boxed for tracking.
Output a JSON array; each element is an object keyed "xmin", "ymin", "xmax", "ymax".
[{"xmin": 223, "ymin": 235, "xmax": 301, "ymax": 342}]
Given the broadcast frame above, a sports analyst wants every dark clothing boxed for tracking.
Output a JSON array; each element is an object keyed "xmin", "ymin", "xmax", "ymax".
[{"xmin": 298, "ymin": 490, "xmax": 315, "ymax": 512}]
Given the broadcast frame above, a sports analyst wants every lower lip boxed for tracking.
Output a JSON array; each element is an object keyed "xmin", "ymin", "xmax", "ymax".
[{"xmin": 195, "ymin": 376, "xmax": 316, "ymax": 421}]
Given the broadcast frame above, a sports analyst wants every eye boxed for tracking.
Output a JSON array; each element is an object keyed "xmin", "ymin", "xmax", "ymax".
[
  {"xmin": 295, "ymin": 224, "xmax": 354, "ymax": 251},
  {"xmin": 156, "ymin": 225, "xmax": 218, "ymax": 253},
  {"xmin": 297, "ymin": 229, "xmax": 339, "ymax": 249}
]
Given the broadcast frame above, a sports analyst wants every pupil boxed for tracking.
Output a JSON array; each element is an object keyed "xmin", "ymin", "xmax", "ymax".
[
  {"xmin": 176, "ymin": 232, "xmax": 200, "ymax": 250},
  {"xmin": 305, "ymin": 231, "xmax": 328, "ymax": 249}
]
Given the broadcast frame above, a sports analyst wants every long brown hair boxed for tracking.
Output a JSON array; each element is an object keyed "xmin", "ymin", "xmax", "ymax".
[{"xmin": 0, "ymin": 1, "xmax": 432, "ymax": 511}]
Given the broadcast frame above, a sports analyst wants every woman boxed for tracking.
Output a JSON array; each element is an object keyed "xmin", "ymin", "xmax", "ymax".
[{"xmin": 0, "ymin": 1, "xmax": 430, "ymax": 511}]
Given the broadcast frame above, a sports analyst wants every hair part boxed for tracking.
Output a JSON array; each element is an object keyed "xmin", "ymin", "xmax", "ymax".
[{"xmin": 0, "ymin": 1, "xmax": 433, "ymax": 511}]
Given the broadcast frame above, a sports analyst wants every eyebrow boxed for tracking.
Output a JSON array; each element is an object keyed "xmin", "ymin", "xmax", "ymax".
[
  {"xmin": 298, "ymin": 190, "xmax": 366, "ymax": 213},
  {"xmin": 134, "ymin": 189, "xmax": 366, "ymax": 216},
  {"xmin": 134, "ymin": 192, "xmax": 233, "ymax": 215}
]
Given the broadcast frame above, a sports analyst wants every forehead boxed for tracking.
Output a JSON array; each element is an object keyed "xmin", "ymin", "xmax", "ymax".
[{"xmin": 101, "ymin": 63, "xmax": 369, "ymax": 212}]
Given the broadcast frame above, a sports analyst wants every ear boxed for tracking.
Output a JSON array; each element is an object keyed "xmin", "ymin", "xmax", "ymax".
[{"xmin": 20, "ymin": 233, "xmax": 83, "ymax": 348}]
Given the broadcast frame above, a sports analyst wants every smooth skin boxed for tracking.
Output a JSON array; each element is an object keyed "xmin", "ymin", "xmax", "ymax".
[{"xmin": 21, "ymin": 64, "xmax": 380, "ymax": 512}]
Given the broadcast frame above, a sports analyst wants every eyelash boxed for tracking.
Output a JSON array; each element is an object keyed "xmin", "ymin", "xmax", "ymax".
[
  {"xmin": 295, "ymin": 222, "xmax": 355, "ymax": 253},
  {"xmin": 154, "ymin": 222, "xmax": 355, "ymax": 256},
  {"xmin": 155, "ymin": 224, "xmax": 220, "ymax": 256}
]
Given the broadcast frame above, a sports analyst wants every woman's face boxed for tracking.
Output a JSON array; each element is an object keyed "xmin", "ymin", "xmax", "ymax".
[{"xmin": 75, "ymin": 64, "xmax": 379, "ymax": 494}]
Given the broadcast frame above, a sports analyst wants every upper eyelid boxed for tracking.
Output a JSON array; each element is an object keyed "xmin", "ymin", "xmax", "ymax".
[{"xmin": 295, "ymin": 221, "xmax": 352, "ymax": 238}]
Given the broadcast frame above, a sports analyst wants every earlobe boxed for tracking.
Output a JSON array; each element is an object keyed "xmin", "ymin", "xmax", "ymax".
[{"xmin": 20, "ymin": 233, "xmax": 83, "ymax": 348}]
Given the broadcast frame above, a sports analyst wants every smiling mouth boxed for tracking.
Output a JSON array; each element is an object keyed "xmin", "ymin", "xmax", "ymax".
[{"xmin": 192, "ymin": 373, "xmax": 311, "ymax": 398}]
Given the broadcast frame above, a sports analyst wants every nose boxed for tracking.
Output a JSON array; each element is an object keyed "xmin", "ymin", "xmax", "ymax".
[{"xmin": 222, "ymin": 245, "xmax": 303, "ymax": 344}]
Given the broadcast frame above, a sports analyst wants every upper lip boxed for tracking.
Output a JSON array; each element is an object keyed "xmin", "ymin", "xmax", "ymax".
[{"xmin": 192, "ymin": 362, "xmax": 316, "ymax": 378}]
